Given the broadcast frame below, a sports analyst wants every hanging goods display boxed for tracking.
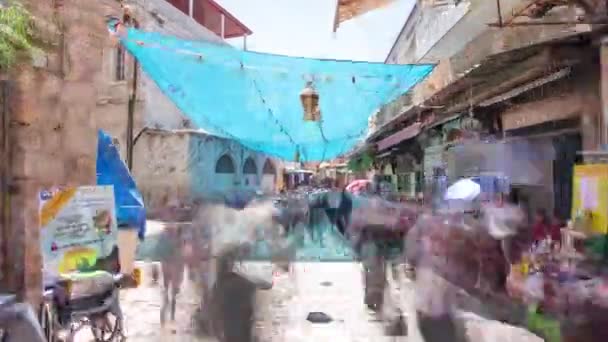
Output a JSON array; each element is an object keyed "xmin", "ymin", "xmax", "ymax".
[{"xmin": 108, "ymin": 21, "xmax": 434, "ymax": 161}]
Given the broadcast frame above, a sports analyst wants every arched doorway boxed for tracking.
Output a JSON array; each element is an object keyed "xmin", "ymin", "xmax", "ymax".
[
  {"xmin": 215, "ymin": 154, "xmax": 236, "ymax": 192},
  {"xmin": 261, "ymin": 159, "xmax": 276, "ymax": 193},
  {"xmin": 242, "ymin": 157, "xmax": 258, "ymax": 188}
]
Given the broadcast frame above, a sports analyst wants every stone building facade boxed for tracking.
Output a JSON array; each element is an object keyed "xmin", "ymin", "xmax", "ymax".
[
  {"xmin": 133, "ymin": 129, "xmax": 280, "ymax": 212},
  {"xmin": 125, "ymin": 0, "xmax": 281, "ymax": 205},
  {"xmin": 0, "ymin": 0, "xmax": 127, "ymax": 304}
]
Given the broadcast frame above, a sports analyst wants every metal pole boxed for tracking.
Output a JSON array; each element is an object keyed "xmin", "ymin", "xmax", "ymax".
[
  {"xmin": 243, "ymin": 34, "xmax": 247, "ymax": 50},
  {"xmin": 127, "ymin": 60, "xmax": 138, "ymax": 171},
  {"xmin": 495, "ymin": 0, "xmax": 503, "ymax": 27},
  {"xmin": 221, "ymin": 14, "xmax": 225, "ymax": 39},
  {"xmin": 188, "ymin": 0, "xmax": 193, "ymax": 17},
  {"xmin": 125, "ymin": 15, "xmax": 140, "ymax": 171},
  {"xmin": 600, "ymin": 37, "xmax": 608, "ymax": 148}
]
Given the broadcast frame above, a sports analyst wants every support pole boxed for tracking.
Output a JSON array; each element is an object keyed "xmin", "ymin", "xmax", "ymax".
[
  {"xmin": 495, "ymin": 0, "xmax": 503, "ymax": 27},
  {"xmin": 600, "ymin": 37, "xmax": 608, "ymax": 148},
  {"xmin": 243, "ymin": 34, "xmax": 247, "ymax": 50},
  {"xmin": 188, "ymin": 0, "xmax": 193, "ymax": 17},
  {"xmin": 221, "ymin": 14, "xmax": 225, "ymax": 39}
]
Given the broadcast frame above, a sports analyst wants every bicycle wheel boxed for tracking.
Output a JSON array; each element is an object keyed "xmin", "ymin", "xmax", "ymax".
[
  {"xmin": 39, "ymin": 302, "xmax": 56, "ymax": 342},
  {"xmin": 90, "ymin": 310, "xmax": 123, "ymax": 342}
]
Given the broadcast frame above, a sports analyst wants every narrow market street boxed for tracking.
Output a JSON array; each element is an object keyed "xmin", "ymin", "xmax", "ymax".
[
  {"xmin": 72, "ymin": 220, "xmax": 542, "ymax": 341},
  {"xmin": 5, "ymin": 1, "xmax": 608, "ymax": 341}
]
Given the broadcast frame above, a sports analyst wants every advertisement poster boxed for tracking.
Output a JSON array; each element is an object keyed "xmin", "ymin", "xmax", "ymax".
[
  {"xmin": 572, "ymin": 165, "xmax": 608, "ymax": 234},
  {"xmin": 39, "ymin": 186, "xmax": 118, "ymax": 278}
]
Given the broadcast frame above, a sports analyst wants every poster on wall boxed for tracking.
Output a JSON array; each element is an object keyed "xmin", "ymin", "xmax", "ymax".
[
  {"xmin": 39, "ymin": 186, "xmax": 118, "ymax": 279},
  {"xmin": 572, "ymin": 165, "xmax": 608, "ymax": 234}
]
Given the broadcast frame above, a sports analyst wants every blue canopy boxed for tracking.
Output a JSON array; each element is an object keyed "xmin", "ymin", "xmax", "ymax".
[
  {"xmin": 115, "ymin": 26, "xmax": 434, "ymax": 161},
  {"xmin": 96, "ymin": 130, "xmax": 146, "ymax": 240}
]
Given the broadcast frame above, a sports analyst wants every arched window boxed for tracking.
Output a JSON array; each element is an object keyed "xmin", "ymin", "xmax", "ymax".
[
  {"xmin": 243, "ymin": 157, "xmax": 257, "ymax": 175},
  {"xmin": 215, "ymin": 154, "xmax": 235, "ymax": 174},
  {"xmin": 263, "ymin": 159, "xmax": 276, "ymax": 175}
]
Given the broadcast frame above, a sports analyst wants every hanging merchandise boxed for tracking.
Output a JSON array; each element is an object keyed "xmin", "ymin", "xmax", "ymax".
[{"xmin": 108, "ymin": 22, "xmax": 434, "ymax": 161}]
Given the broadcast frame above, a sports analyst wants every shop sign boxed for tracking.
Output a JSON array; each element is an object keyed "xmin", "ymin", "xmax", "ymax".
[
  {"xmin": 377, "ymin": 122, "xmax": 422, "ymax": 151},
  {"xmin": 39, "ymin": 186, "xmax": 117, "ymax": 278}
]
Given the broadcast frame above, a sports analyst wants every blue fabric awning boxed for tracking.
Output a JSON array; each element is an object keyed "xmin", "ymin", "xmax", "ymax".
[
  {"xmin": 96, "ymin": 130, "xmax": 146, "ymax": 240},
  {"xmin": 115, "ymin": 26, "xmax": 434, "ymax": 161}
]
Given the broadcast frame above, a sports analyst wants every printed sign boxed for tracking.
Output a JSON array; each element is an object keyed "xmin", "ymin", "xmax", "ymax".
[{"xmin": 39, "ymin": 186, "xmax": 118, "ymax": 278}]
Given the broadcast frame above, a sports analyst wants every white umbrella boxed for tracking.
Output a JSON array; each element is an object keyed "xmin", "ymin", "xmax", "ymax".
[{"xmin": 444, "ymin": 178, "xmax": 481, "ymax": 201}]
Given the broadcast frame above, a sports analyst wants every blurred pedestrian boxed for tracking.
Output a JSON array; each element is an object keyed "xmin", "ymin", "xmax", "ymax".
[
  {"xmin": 548, "ymin": 212, "xmax": 563, "ymax": 243},
  {"xmin": 532, "ymin": 209, "xmax": 550, "ymax": 243},
  {"xmin": 405, "ymin": 214, "xmax": 463, "ymax": 342}
]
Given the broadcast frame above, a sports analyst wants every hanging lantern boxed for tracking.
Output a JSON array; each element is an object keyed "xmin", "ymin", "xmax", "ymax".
[
  {"xmin": 460, "ymin": 114, "xmax": 482, "ymax": 132},
  {"xmin": 300, "ymin": 81, "xmax": 321, "ymax": 121}
]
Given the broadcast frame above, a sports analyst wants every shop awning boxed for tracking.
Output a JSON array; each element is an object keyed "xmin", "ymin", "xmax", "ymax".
[
  {"xmin": 376, "ymin": 122, "xmax": 421, "ymax": 151},
  {"xmin": 111, "ymin": 24, "xmax": 434, "ymax": 161}
]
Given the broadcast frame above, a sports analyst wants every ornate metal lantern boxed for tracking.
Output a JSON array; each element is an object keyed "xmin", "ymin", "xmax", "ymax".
[
  {"xmin": 460, "ymin": 113, "xmax": 482, "ymax": 132},
  {"xmin": 300, "ymin": 81, "xmax": 321, "ymax": 121}
]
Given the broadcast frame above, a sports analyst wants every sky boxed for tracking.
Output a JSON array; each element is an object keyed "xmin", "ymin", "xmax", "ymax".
[{"xmin": 215, "ymin": 0, "xmax": 416, "ymax": 62}]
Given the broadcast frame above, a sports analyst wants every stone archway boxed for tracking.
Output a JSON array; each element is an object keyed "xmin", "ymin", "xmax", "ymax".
[
  {"xmin": 261, "ymin": 159, "xmax": 277, "ymax": 193},
  {"xmin": 215, "ymin": 154, "xmax": 236, "ymax": 192},
  {"xmin": 242, "ymin": 157, "xmax": 259, "ymax": 188}
]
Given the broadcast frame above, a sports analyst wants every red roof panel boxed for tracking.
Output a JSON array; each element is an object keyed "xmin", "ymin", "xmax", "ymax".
[{"xmin": 166, "ymin": 0, "xmax": 252, "ymax": 39}]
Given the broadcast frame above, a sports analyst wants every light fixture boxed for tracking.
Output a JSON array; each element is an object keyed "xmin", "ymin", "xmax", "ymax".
[
  {"xmin": 460, "ymin": 108, "xmax": 481, "ymax": 132},
  {"xmin": 300, "ymin": 81, "xmax": 321, "ymax": 122}
]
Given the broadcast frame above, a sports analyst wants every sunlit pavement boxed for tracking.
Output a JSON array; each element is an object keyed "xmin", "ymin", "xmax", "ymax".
[
  {"xmin": 73, "ymin": 261, "xmax": 543, "ymax": 342},
  {"xmin": 73, "ymin": 219, "xmax": 543, "ymax": 341},
  {"xmin": 74, "ymin": 261, "xmax": 211, "ymax": 342}
]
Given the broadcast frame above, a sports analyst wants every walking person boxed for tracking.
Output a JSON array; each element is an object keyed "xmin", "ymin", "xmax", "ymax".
[{"xmin": 405, "ymin": 213, "xmax": 464, "ymax": 342}]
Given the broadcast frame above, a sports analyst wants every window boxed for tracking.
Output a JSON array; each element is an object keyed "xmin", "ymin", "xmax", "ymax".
[
  {"xmin": 215, "ymin": 154, "xmax": 235, "ymax": 174},
  {"xmin": 115, "ymin": 45, "xmax": 126, "ymax": 81}
]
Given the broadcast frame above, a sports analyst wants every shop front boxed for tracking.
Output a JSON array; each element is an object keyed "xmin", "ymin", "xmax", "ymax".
[{"xmin": 502, "ymin": 103, "xmax": 583, "ymax": 221}]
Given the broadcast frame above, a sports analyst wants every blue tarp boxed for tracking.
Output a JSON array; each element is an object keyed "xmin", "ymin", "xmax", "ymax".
[
  {"xmin": 113, "ymin": 25, "xmax": 434, "ymax": 161},
  {"xmin": 96, "ymin": 130, "xmax": 146, "ymax": 240}
]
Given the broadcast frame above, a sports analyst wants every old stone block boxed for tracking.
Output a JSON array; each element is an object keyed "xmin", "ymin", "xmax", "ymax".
[
  {"xmin": 62, "ymin": 155, "xmax": 95, "ymax": 185},
  {"xmin": 9, "ymin": 148, "xmax": 65, "ymax": 182},
  {"xmin": 39, "ymin": 73, "xmax": 62, "ymax": 101},
  {"xmin": 60, "ymin": 126, "xmax": 96, "ymax": 156},
  {"xmin": 12, "ymin": 126, "xmax": 42, "ymax": 152},
  {"xmin": 60, "ymin": 81, "xmax": 98, "ymax": 106}
]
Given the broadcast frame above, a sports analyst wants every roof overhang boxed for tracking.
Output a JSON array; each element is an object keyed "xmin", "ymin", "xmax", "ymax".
[
  {"xmin": 332, "ymin": 0, "xmax": 396, "ymax": 32},
  {"xmin": 202, "ymin": 0, "xmax": 253, "ymax": 38},
  {"xmin": 367, "ymin": 29, "xmax": 604, "ymax": 144}
]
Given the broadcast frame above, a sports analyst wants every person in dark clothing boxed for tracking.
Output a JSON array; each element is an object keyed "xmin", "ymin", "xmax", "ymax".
[{"xmin": 309, "ymin": 182, "xmax": 353, "ymax": 238}]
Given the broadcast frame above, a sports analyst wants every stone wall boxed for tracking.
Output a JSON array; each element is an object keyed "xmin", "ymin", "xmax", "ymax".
[
  {"xmin": 132, "ymin": 129, "xmax": 280, "ymax": 212},
  {"xmin": 127, "ymin": 0, "xmax": 227, "ymax": 130},
  {"xmin": 1, "ymin": 0, "xmax": 124, "ymax": 304}
]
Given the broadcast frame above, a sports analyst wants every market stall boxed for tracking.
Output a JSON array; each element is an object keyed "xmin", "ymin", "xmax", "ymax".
[{"xmin": 504, "ymin": 162, "xmax": 608, "ymax": 342}]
